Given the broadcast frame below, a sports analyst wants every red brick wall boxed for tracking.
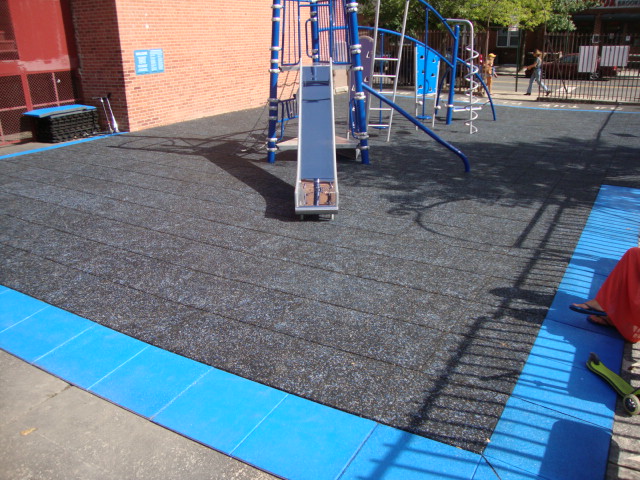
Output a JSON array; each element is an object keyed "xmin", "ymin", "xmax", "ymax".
[
  {"xmin": 69, "ymin": 1, "xmax": 127, "ymax": 129},
  {"xmin": 71, "ymin": 0, "xmax": 273, "ymax": 132}
]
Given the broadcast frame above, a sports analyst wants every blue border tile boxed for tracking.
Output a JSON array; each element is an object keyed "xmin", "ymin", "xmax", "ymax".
[
  {"xmin": 0, "ymin": 306, "xmax": 94, "ymax": 362},
  {"xmin": 484, "ymin": 397, "xmax": 611, "ymax": 480},
  {"xmin": 153, "ymin": 368, "xmax": 288, "ymax": 454},
  {"xmin": 0, "ymin": 289, "xmax": 50, "ymax": 330},
  {"xmin": 232, "ymin": 395, "xmax": 376, "ymax": 480},
  {"xmin": 485, "ymin": 184, "xmax": 637, "ymax": 479},
  {"xmin": 89, "ymin": 345, "xmax": 211, "ymax": 418},
  {"xmin": 0, "ymin": 133, "xmax": 124, "ymax": 161},
  {"xmin": 511, "ymin": 354, "xmax": 616, "ymax": 429},
  {"xmin": 473, "ymin": 456, "xmax": 543, "ymax": 480},
  {"xmin": 35, "ymin": 324, "xmax": 148, "ymax": 389},
  {"xmin": 339, "ymin": 424, "xmax": 481, "ymax": 480},
  {"xmin": 528, "ymin": 319, "xmax": 623, "ymax": 370}
]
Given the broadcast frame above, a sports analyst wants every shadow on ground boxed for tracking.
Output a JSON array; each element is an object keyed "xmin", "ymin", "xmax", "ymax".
[{"xmin": 1, "ymin": 103, "xmax": 639, "ymax": 457}]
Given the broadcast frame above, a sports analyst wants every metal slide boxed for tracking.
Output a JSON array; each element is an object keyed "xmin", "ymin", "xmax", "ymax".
[{"xmin": 294, "ymin": 65, "xmax": 339, "ymax": 219}]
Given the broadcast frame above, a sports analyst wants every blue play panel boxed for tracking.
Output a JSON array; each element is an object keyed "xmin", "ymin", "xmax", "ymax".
[
  {"xmin": 1, "ymin": 185, "xmax": 638, "ymax": 479},
  {"xmin": 23, "ymin": 104, "xmax": 96, "ymax": 118}
]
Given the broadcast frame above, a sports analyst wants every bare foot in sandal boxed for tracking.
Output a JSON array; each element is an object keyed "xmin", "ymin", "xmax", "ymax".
[
  {"xmin": 588, "ymin": 314, "xmax": 614, "ymax": 327},
  {"xmin": 570, "ymin": 300, "xmax": 607, "ymax": 316}
]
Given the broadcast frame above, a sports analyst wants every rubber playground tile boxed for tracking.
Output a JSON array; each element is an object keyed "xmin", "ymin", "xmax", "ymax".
[
  {"xmin": 546, "ymin": 297, "xmax": 618, "ymax": 335},
  {"xmin": 430, "ymin": 333, "xmax": 534, "ymax": 395},
  {"xmin": 339, "ymin": 424, "xmax": 481, "ymax": 480},
  {"xmin": 0, "ymin": 306, "xmax": 93, "ymax": 363},
  {"xmin": 593, "ymin": 185, "xmax": 640, "ymax": 211},
  {"xmin": 232, "ymin": 395, "xmax": 376, "ymax": 480},
  {"xmin": 552, "ymin": 261, "xmax": 607, "ymax": 299},
  {"xmin": 588, "ymin": 198, "xmax": 640, "ymax": 218},
  {"xmin": 573, "ymin": 229, "xmax": 636, "ymax": 260},
  {"xmin": 375, "ymin": 380, "xmax": 510, "ymax": 455},
  {"xmin": 89, "ymin": 345, "xmax": 211, "ymax": 418},
  {"xmin": 2, "ymin": 110, "xmax": 639, "ymax": 472},
  {"xmin": 472, "ymin": 456, "xmax": 542, "ymax": 480},
  {"xmin": 483, "ymin": 397, "xmax": 611, "ymax": 480},
  {"xmin": 152, "ymin": 368, "xmax": 288, "ymax": 455},
  {"xmin": 582, "ymin": 217, "xmax": 640, "ymax": 243},
  {"xmin": 34, "ymin": 323, "xmax": 148, "ymax": 389},
  {"xmin": 527, "ymin": 319, "xmax": 624, "ymax": 371},
  {"xmin": 511, "ymin": 353, "xmax": 617, "ymax": 429},
  {"xmin": 567, "ymin": 246, "xmax": 619, "ymax": 271},
  {"xmin": 0, "ymin": 289, "xmax": 50, "ymax": 331}
]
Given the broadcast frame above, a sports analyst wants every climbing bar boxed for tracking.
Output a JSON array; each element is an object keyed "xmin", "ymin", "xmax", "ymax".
[{"xmin": 362, "ymin": 83, "xmax": 470, "ymax": 172}]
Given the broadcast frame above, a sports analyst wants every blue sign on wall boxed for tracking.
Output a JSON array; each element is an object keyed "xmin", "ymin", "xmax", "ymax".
[{"xmin": 134, "ymin": 49, "xmax": 164, "ymax": 75}]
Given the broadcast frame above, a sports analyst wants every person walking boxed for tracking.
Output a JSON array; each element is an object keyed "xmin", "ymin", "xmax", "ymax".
[{"xmin": 523, "ymin": 49, "xmax": 550, "ymax": 97}]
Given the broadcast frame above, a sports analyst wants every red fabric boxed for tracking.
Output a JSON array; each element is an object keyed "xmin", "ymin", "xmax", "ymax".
[{"xmin": 596, "ymin": 247, "xmax": 640, "ymax": 343}]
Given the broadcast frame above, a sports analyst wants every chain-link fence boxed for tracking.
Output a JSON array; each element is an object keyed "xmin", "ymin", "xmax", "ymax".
[{"xmin": 0, "ymin": 71, "xmax": 80, "ymax": 144}]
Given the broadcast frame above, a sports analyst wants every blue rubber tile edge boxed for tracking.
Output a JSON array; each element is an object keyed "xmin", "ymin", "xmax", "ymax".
[
  {"xmin": 1, "ymin": 184, "xmax": 638, "ymax": 480},
  {"xmin": 0, "ymin": 285, "xmax": 482, "ymax": 480},
  {"xmin": 0, "ymin": 132, "xmax": 125, "ymax": 161},
  {"xmin": 482, "ymin": 185, "xmax": 640, "ymax": 480}
]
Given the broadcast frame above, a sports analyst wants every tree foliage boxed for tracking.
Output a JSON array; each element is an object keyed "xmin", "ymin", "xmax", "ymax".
[
  {"xmin": 545, "ymin": 0, "xmax": 600, "ymax": 32},
  {"xmin": 357, "ymin": 0, "xmax": 598, "ymax": 33}
]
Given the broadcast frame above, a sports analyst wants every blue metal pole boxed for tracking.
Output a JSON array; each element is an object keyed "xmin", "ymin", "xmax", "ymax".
[
  {"xmin": 345, "ymin": 1, "xmax": 370, "ymax": 164},
  {"xmin": 267, "ymin": 0, "xmax": 283, "ymax": 163},
  {"xmin": 310, "ymin": 0, "xmax": 321, "ymax": 63},
  {"xmin": 362, "ymin": 83, "xmax": 470, "ymax": 172},
  {"xmin": 446, "ymin": 24, "xmax": 459, "ymax": 126},
  {"xmin": 422, "ymin": 9, "xmax": 429, "ymax": 119}
]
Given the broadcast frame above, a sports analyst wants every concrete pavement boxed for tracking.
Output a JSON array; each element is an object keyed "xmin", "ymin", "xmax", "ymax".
[{"xmin": 0, "ymin": 349, "xmax": 277, "ymax": 480}]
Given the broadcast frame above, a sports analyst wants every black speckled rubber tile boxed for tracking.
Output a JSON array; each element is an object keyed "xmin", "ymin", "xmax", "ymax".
[{"xmin": 2, "ymin": 104, "xmax": 640, "ymax": 454}]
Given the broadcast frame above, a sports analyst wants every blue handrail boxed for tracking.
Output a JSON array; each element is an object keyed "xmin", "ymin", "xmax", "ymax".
[
  {"xmin": 362, "ymin": 83, "xmax": 470, "ymax": 172},
  {"xmin": 358, "ymin": 26, "xmax": 496, "ymax": 123},
  {"xmin": 358, "ymin": 26, "xmax": 454, "ymax": 70}
]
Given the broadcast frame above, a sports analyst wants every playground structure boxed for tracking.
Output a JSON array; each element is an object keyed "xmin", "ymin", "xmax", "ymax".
[{"xmin": 266, "ymin": 0, "xmax": 496, "ymax": 218}]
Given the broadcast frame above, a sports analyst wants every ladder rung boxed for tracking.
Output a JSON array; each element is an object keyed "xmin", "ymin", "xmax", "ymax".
[
  {"xmin": 453, "ymin": 106, "xmax": 483, "ymax": 112},
  {"xmin": 368, "ymin": 123, "xmax": 390, "ymax": 128},
  {"xmin": 372, "ymin": 74, "xmax": 397, "ymax": 78},
  {"xmin": 370, "ymin": 107, "xmax": 393, "ymax": 111},
  {"xmin": 374, "ymin": 57, "xmax": 398, "ymax": 61}
]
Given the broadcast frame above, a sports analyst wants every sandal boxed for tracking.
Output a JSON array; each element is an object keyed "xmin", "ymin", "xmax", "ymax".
[
  {"xmin": 588, "ymin": 315, "xmax": 614, "ymax": 328},
  {"xmin": 570, "ymin": 302, "xmax": 607, "ymax": 317}
]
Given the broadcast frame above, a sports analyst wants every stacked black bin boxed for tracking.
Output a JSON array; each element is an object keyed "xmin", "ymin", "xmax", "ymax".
[
  {"xmin": 24, "ymin": 105, "xmax": 100, "ymax": 143},
  {"xmin": 33, "ymin": 109, "xmax": 100, "ymax": 143}
]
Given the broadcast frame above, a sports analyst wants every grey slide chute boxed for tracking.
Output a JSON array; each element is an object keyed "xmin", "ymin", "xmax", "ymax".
[{"xmin": 295, "ymin": 65, "xmax": 339, "ymax": 218}]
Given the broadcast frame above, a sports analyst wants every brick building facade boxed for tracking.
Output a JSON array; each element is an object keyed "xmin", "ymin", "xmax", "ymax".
[
  {"xmin": 71, "ymin": 0, "xmax": 273, "ymax": 132},
  {"xmin": 1, "ymin": 0, "xmax": 273, "ymax": 141}
]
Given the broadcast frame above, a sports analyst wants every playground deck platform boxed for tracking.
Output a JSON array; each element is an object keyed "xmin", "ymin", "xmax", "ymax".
[{"xmin": 1, "ymin": 96, "xmax": 640, "ymax": 479}]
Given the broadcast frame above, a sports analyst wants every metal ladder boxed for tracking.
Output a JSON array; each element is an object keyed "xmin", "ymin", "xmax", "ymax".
[
  {"xmin": 447, "ymin": 19, "xmax": 482, "ymax": 134},
  {"xmin": 367, "ymin": 0, "xmax": 410, "ymax": 141}
]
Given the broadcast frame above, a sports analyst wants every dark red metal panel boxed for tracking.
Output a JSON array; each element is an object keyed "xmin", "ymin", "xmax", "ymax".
[{"xmin": 0, "ymin": 0, "xmax": 80, "ymax": 143}]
